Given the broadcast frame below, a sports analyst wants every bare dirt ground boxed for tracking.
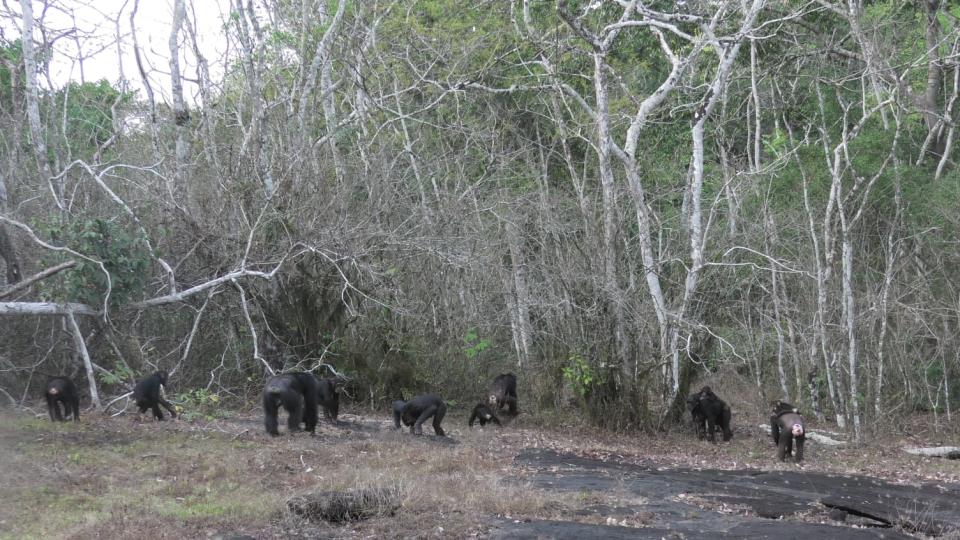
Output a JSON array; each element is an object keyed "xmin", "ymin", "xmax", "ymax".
[{"xmin": 1, "ymin": 406, "xmax": 958, "ymax": 539}]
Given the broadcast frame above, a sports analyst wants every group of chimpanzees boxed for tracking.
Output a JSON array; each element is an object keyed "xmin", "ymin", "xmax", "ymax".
[
  {"xmin": 44, "ymin": 370, "xmax": 176, "ymax": 422},
  {"xmin": 261, "ymin": 372, "xmax": 342, "ymax": 436},
  {"xmin": 260, "ymin": 371, "xmax": 521, "ymax": 438},
  {"xmin": 686, "ymin": 385, "xmax": 808, "ymax": 462},
  {"xmin": 42, "ymin": 370, "xmax": 805, "ymax": 462},
  {"xmin": 387, "ymin": 373, "xmax": 519, "ymax": 436},
  {"xmin": 468, "ymin": 372, "xmax": 518, "ymax": 428}
]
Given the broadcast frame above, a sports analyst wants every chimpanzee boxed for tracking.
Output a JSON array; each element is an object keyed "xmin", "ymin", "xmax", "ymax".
[
  {"xmin": 317, "ymin": 377, "xmax": 340, "ymax": 423},
  {"xmin": 686, "ymin": 386, "xmax": 732, "ymax": 442},
  {"xmin": 488, "ymin": 373, "xmax": 518, "ymax": 416},
  {"xmin": 770, "ymin": 400, "xmax": 805, "ymax": 462},
  {"xmin": 45, "ymin": 376, "xmax": 80, "ymax": 422},
  {"xmin": 133, "ymin": 370, "xmax": 177, "ymax": 421},
  {"xmin": 262, "ymin": 372, "xmax": 319, "ymax": 436},
  {"xmin": 468, "ymin": 403, "xmax": 501, "ymax": 427},
  {"xmin": 392, "ymin": 394, "xmax": 447, "ymax": 436}
]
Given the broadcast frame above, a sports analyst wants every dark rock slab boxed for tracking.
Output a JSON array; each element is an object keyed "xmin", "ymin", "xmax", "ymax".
[
  {"xmin": 515, "ymin": 448, "xmax": 960, "ymax": 537},
  {"xmin": 490, "ymin": 519, "xmax": 915, "ymax": 539}
]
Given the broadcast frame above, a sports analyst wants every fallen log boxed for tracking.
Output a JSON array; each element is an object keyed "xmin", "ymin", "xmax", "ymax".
[
  {"xmin": 757, "ymin": 424, "xmax": 846, "ymax": 446},
  {"xmin": 903, "ymin": 446, "xmax": 960, "ymax": 459}
]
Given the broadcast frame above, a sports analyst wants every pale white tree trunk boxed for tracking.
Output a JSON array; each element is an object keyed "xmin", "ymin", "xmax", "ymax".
[
  {"xmin": 169, "ymin": 0, "xmax": 189, "ymax": 190},
  {"xmin": 19, "ymin": 0, "xmax": 53, "ymax": 185},
  {"xmin": 233, "ymin": 0, "xmax": 274, "ymax": 194},
  {"xmin": 67, "ymin": 312, "xmax": 101, "ymax": 409},
  {"xmin": 592, "ymin": 51, "xmax": 632, "ymax": 382},
  {"xmin": 506, "ymin": 218, "xmax": 533, "ymax": 368}
]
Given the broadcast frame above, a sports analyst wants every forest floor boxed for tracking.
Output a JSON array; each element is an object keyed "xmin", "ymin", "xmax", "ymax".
[{"xmin": 0, "ymin": 406, "xmax": 959, "ymax": 539}]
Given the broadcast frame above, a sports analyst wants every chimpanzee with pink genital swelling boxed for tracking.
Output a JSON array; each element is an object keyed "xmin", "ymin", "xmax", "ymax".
[{"xmin": 770, "ymin": 400, "xmax": 805, "ymax": 462}]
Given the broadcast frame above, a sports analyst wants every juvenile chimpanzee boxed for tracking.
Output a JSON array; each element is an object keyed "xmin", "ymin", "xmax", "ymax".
[
  {"xmin": 770, "ymin": 400, "xmax": 805, "ymax": 462},
  {"xmin": 262, "ymin": 372, "xmax": 319, "ymax": 436},
  {"xmin": 317, "ymin": 377, "xmax": 340, "ymax": 423},
  {"xmin": 488, "ymin": 373, "xmax": 518, "ymax": 416},
  {"xmin": 45, "ymin": 376, "xmax": 80, "ymax": 422},
  {"xmin": 393, "ymin": 394, "xmax": 447, "ymax": 436},
  {"xmin": 133, "ymin": 370, "xmax": 177, "ymax": 421},
  {"xmin": 687, "ymin": 386, "xmax": 732, "ymax": 442},
  {"xmin": 468, "ymin": 403, "xmax": 501, "ymax": 427}
]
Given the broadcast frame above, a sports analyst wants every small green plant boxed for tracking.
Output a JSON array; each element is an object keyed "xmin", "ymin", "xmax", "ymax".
[
  {"xmin": 97, "ymin": 363, "xmax": 135, "ymax": 387},
  {"xmin": 175, "ymin": 388, "xmax": 224, "ymax": 421},
  {"xmin": 463, "ymin": 327, "xmax": 491, "ymax": 359},
  {"xmin": 562, "ymin": 354, "xmax": 597, "ymax": 399}
]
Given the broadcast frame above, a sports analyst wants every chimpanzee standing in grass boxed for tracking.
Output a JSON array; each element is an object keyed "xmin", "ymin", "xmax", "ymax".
[
  {"xmin": 317, "ymin": 376, "xmax": 340, "ymax": 423},
  {"xmin": 488, "ymin": 373, "xmax": 518, "ymax": 416},
  {"xmin": 468, "ymin": 403, "xmax": 501, "ymax": 427},
  {"xmin": 393, "ymin": 394, "xmax": 447, "ymax": 436},
  {"xmin": 133, "ymin": 371, "xmax": 177, "ymax": 421},
  {"xmin": 45, "ymin": 376, "xmax": 80, "ymax": 422},
  {"xmin": 262, "ymin": 372, "xmax": 319, "ymax": 436}
]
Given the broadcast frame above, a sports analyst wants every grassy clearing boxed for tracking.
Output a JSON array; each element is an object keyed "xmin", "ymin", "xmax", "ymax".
[
  {"xmin": 1, "ymin": 405, "xmax": 957, "ymax": 539},
  {"xmin": 0, "ymin": 412, "xmax": 576, "ymax": 539}
]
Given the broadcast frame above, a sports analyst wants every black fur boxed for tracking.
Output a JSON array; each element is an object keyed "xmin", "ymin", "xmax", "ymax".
[
  {"xmin": 262, "ymin": 372, "xmax": 319, "ymax": 436},
  {"xmin": 392, "ymin": 399, "xmax": 409, "ymax": 429},
  {"xmin": 393, "ymin": 394, "xmax": 446, "ymax": 436},
  {"xmin": 686, "ymin": 386, "xmax": 732, "ymax": 442},
  {"xmin": 770, "ymin": 401, "xmax": 805, "ymax": 462},
  {"xmin": 317, "ymin": 377, "xmax": 340, "ymax": 423},
  {"xmin": 487, "ymin": 373, "xmax": 518, "ymax": 415},
  {"xmin": 133, "ymin": 371, "xmax": 177, "ymax": 421},
  {"xmin": 45, "ymin": 376, "xmax": 80, "ymax": 422},
  {"xmin": 468, "ymin": 403, "xmax": 501, "ymax": 427}
]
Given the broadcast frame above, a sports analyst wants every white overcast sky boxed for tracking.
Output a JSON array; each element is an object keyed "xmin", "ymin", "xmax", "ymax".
[{"xmin": 2, "ymin": 0, "xmax": 234, "ymax": 104}]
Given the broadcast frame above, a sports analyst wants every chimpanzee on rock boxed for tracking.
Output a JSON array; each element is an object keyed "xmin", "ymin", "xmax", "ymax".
[
  {"xmin": 45, "ymin": 376, "xmax": 80, "ymax": 422},
  {"xmin": 468, "ymin": 403, "xmax": 501, "ymax": 427},
  {"xmin": 133, "ymin": 370, "xmax": 177, "ymax": 421},
  {"xmin": 262, "ymin": 372, "xmax": 319, "ymax": 436},
  {"xmin": 770, "ymin": 400, "xmax": 805, "ymax": 462},
  {"xmin": 686, "ymin": 386, "xmax": 732, "ymax": 442},
  {"xmin": 393, "ymin": 394, "xmax": 447, "ymax": 436},
  {"xmin": 317, "ymin": 377, "xmax": 340, "ymax": 423},
  {"xmin": 488, "ymin": 373, "xmax": 518, "ymax": 416}
]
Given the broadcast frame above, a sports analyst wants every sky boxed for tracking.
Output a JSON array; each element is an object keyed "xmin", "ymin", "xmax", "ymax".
[{"xmin": 1, "ymin": 0, "xmax": 233, "ymax": 104}]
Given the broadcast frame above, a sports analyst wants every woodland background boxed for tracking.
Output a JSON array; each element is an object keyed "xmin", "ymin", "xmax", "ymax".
[{"xmin": 1, "ymin": 0, "xmax": 959, "ymax": 442}]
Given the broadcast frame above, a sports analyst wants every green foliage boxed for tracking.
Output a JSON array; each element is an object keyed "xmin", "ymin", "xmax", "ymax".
[
  {"xmin": 175, "ymin": 388, "xmax": 225, "ymax": 421},
  {"xmin": 0, "ymin": 39, "xmax": 23, "ymax": 113},
  {"xmin": 97, "ymin": 363, "xmax": 135, "ymax": 387},
  {"xmin": 561, "ymin": 354, "xmax": 597, "ymax": 399},
  {"xmin": 463, "ymin": 327, "xmax": 491, "ymax": 359},
  {"xmin": 57, "ymin": 80, "xmax": 130, "ymax": 155},
  {"xmin": 41, "ymin": 219, "xmax": 151, "ymax": 308}
]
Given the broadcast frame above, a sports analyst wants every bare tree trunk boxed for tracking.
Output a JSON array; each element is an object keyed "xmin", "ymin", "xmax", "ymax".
[
  {"xmin": 0, "ymin": 171, "xmax": 21, "ymax": 284},
  {"xmin": 591, "ymin": 51, "xmax": 632, "ymax": 385},
  {"xmin": 875, "ymin": 145, "xmax": 902, "ymax": 417},
  {"xmin": 19, "ymin": 0, "xmax": 53, "ymax": 185},
  {"xmin": 67, "ymin": 312, "xmax": 101, "ymax": 409},
  {"xmin": 169, "ymin": 0, "xmax": 189, "ymax": 191},
  {"xmin": 505, "ymin": 217, "xmax": 533, "ymax": 369},
  {"xmin": 234, "ymin": 0, "xmax": 274, "ymax": 194},
  {"xmin": 297, "ymin": 0, "xmax": 347, "ymax": 183}
]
